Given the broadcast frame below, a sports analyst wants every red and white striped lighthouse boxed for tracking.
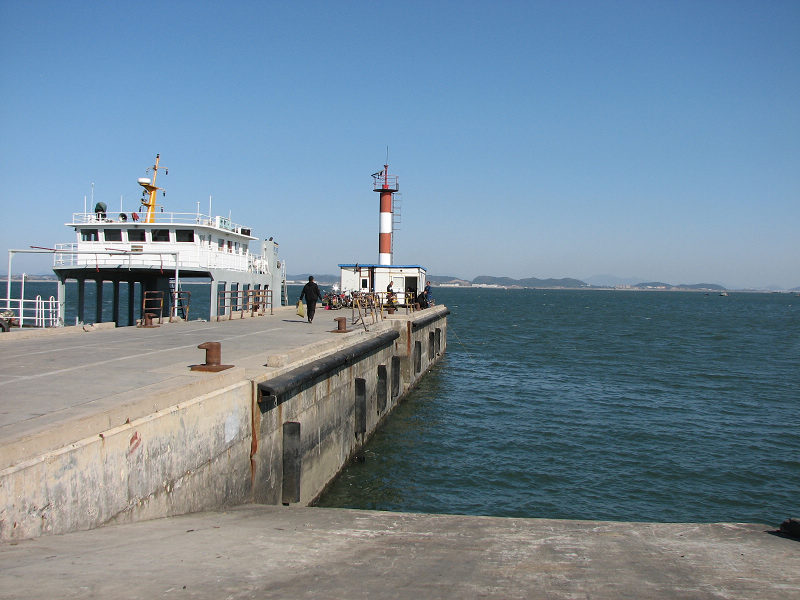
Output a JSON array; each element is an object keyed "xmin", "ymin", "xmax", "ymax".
[{"xmin": 372, "ymin": 164, "xmax": 399, "ymax": 266}]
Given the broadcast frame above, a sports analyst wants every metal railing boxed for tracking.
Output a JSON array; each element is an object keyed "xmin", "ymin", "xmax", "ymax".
[
  {"xmin": 69, "ymin": 211, "xmax": 252, "ymax": 234},
  {"xmin": 142, "ymin": 291, "xmax": 165, "ymax": 325},
  {"xmin": 53, "ymin": 243, "xmax": 254, "ymax": 273},
  {"xmin": 1, "ymin": 295, "xmax": 60, "ymax": 329},
  {"xmin": 217, "ymin": 289, "xmax": 273, "ymax": 321},
  {"xmin": 246, "ymin": 289, "xmax": 273, "ymax": 316}
]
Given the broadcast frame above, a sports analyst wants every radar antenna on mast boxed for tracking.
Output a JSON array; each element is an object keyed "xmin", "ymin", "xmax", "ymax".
[{"xmin": 137, "ymin": 154, "xmax": 168, "ymax": 223}]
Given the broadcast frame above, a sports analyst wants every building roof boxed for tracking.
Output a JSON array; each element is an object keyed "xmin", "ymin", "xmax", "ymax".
[{"xmin": 338, "ymin": 264, "xmax": 426, "ymax": 270}]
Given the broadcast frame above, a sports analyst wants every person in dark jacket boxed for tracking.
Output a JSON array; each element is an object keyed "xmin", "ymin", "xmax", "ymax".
[{"xmin": 299, "ymin": 276, "xmax": 323, "ymax": 323}]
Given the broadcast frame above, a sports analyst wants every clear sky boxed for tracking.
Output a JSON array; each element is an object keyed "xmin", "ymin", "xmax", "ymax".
[{"xmin": 1, "ymin": 0, "xmax": 798, "ymax": 289}]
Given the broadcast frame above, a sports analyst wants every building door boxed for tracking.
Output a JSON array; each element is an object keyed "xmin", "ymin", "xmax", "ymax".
[{"xmin": 404, "ymin": 276, "xmax": 418, "ymax": 301}]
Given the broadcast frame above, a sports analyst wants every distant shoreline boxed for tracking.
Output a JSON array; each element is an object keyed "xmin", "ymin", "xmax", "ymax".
[
  {"xmin": 436, "ymin": 284, "xmax": 795, "ymax": 294},
  {"xmin": 3, "ymin": 276, "xmax": 797, "ymax": 294}
]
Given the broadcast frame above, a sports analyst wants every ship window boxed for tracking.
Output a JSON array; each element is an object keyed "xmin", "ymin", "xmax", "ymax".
[
  {"xmin": 176, "ymin": 229, "xmax": 195, "ymax": 242},
  {"xmin": 152, "ymin": 229, "xmax": 170, "ymax": 242},
  {"xmin": 81, "ymin": 229, "xmax": 99, "ymax": 241},
  {"xmin": 104, "ymin": 229, "xmax": 122, "ymax": 242},
  {"xmin": 128, "ymin": 229, "xmax": 146, "ymax": 242},
  {"xmin": 218, "ymin": 238, "xmax": 224, "ymax": 249}
]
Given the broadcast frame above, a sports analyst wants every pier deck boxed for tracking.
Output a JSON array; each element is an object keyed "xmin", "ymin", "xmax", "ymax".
[
  {"xmin": 1, "ymin": 504, "xmax": 797, "ymax": 599},
  {"xmin": 0, "ymin": 306, "xmax": 373, "ymax": 470},
  {"xmin": 2, "ymin": 311, "xmax": 797, "ymax": 597}
]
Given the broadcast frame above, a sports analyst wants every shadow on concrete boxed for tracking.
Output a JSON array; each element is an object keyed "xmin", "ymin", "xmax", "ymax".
[{"xmin": 765, "ymin": 530, "xmax": 800, "ymax": 542}]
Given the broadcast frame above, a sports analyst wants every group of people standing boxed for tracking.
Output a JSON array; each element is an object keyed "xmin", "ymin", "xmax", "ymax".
[{"xmin": 299, "ymin": 276, "xmax": 434, "ymax": 324}]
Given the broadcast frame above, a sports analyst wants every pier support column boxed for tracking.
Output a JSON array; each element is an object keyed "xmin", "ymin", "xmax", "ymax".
[
  {"xmin": 209, "ymin": 277, "xmax": 219, "ymax": 320},
  {"xmin": 95, "ymin": 279, "xmax": 104, "ymax": 323},
  {"xmin": 128, "ymin": 281, "xmax": 135, "ymax": 326},
  {"xmin": 56, "ymin": 276, "xmax": 66, "ymax": 327},
  {"xmin": 77, "ymin": 278, "xmax": 85, "ymax": 324},
  {"xmin": 112, "ymin": 280, "xmax": 120, "ymax": 326}
]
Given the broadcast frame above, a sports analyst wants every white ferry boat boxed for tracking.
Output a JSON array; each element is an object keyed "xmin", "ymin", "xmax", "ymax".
[{"xmin": 5, "ymin": 154, "xmax": 285, "ymax": 329}]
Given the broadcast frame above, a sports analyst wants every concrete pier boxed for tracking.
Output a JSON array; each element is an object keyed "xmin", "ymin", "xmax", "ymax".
[
  {"xmin": 1, "ymin": 505, "xmax": 797, "ymax": 599},
  {"xmin": 0, "ymin": 304, "xmax": 448, "ymax": 541},
  {"xmin": 2, "ymin": 307, "xmax": 798, "ymax": 598}
]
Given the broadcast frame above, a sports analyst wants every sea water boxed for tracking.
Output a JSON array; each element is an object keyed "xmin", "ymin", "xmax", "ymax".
[
  {"xmin": 7, "ymin": 282, "xmax": 798, "ymax": 523},
  {"xmin": 317, "ymin": 287, "xmax": 799, "ymax": 525}
]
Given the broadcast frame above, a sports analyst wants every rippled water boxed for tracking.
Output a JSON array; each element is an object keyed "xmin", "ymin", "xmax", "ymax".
[{"xmin": 317, "ymin": 288, "xmax": 799, "ymax": 524}]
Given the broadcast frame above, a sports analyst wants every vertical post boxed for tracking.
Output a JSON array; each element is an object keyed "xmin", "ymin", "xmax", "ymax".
[
  {"xmin": 95, "ymin": 279, "xmax": 103, "ymax": 323},
  {"xmin": 210, "ymin": 276, "xmax": 218, "ymax": 320},
  {"xmin": 282, "ymin": 422, "xmax": 301, "ymax": 505},
  {"xmin": 6, "ymin": 252, "xmax": 12, "ymax": 310},
  {"xmin": 57, "ymin": 276, "xmax": 66, "ymax": 326},
  {"xmin": 173, "ymin": 254, "xmax": 180, "ymax": 321},
  {"xmin": 128, "ymin": 281, "xmax": 135, "ymax": 326},
  {"xmin": 377, "ymin": 365, "xmax": 388, "ymax": 414},
  {"xmin": 112, "ymin": 280, "xmax": 120, "ymax": 326},
  {"xmin": 19, "ymin": 273, "xmax": 26, "ymax": 327},
  {"xmin": 414, "ymin": 340, "xmax": 422, "ymax": 374},
  {"xmin": 77, "ymin": 278, "xmax": 85, "ymax": 324},
  {"xmin": 391, "ymin": 355, "xmax": 400, "ymax": 398},
  {"xmin": 355, "ymin": 378, "xmax": 367, "ymax": 434}
]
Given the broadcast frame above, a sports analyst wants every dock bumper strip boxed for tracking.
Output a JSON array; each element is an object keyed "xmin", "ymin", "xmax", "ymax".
[
  {"xmin": 411, "ymin": 308, "xmax": 450, "ymax": 332},
  {"xmin": 258, "ymin": 330, "xmax": 400, "ymax": 407}
]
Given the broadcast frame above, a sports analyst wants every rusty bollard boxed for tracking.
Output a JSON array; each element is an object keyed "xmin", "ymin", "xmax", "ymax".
[
  {"xmin": 138, "ymin": 312, "xmax": 159, "ymax": 328},
  {"xmin": 331, "ymin": 316, "xmax": 349, "ymax": 333},
  {"xmin": 190, "ymin": 341, "xmax": 234, "ymax": 372}
]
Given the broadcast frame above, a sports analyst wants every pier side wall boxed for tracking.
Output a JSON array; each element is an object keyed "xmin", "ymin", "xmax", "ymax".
[
  {"xmin": 1, "ymin": 382, "xmax": 254, "ymax": 540},
  {"xmin": 0, "ymin": 307, "xmax": 448, "ymax": 541}
]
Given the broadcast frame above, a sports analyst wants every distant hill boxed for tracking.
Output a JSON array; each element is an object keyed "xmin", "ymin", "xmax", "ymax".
[
  {"xmin": 634, "ymin": 281, "xmax": 673, "ymax": 289},
  {"xmin": 287, "ymin": 274, "xmax": 338, "ymax": 285},
  {"xmin": 676, "ymin": 283, "xmax": 726, "ymax": 291},
  {"xmin": 632, "ymin": 282, "xmax": 726, "ymax": 291},
  {"xmin": 472, "ymin": 275, "xmax": 590, "ymax": 288}
]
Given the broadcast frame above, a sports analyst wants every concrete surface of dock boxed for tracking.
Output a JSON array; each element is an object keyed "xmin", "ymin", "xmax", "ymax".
[
  {"xmin": 1, "ymin": 504, "xmax": 798, "ymax": 599},
  {"xmin": 0, "ymin": 306, "xmax": 381, "ymax": 468}
]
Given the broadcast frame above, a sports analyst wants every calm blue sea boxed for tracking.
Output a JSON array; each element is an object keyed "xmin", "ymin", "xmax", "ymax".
[
  {"xmin": 8, "ymin": 282, "xmax": 798, "ymax": 524},
  {"xmin": 317, "ymin": 287, "xmax": 799, "ymax": 525}
]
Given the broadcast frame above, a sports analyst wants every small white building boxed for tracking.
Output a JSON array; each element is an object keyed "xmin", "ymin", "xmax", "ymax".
[{"xmin": 338, "ymin": 264, "xmax": 427, "ymax": 305}]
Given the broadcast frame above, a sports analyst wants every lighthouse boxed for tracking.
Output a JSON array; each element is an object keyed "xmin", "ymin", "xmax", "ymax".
[
  {"xmin": 372, "ymin": 164, "xmax": 398, "ymax": 266},
  {"xmin": 338, "ymin": 160, "xmax": 426, "ymax": 304}
]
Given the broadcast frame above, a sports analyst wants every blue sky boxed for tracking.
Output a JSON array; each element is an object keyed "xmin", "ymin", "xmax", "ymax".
[{"xmin": 2, "ymin": 0, "xmax": 798, "ymax": 289}]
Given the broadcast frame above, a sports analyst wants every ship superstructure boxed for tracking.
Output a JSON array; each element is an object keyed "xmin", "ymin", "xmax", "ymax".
[{"xmin": 49, "ymin": 154, "xmax": 284, "ymax": 326}]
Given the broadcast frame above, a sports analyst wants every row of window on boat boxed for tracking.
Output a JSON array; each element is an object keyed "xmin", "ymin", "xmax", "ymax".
[{"xmin": 80, "ymin": 228, "xmax": 243, "ymax": 251}]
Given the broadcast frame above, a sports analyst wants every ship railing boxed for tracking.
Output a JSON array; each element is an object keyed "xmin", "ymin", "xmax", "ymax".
[
  {"xmin": 69, "ymin": 212, "xmax": 252, "ymax": 234},
  {"xmin": 216, "ymin": 288, "xmax": 273, "ymax": 321},
  {"xmin": 53, "ymin": 244, "xmax": 253, "ymax": 273},
  {"xmin": 0, "ymin": 295, "xmax": 60, "ymax": 329}
]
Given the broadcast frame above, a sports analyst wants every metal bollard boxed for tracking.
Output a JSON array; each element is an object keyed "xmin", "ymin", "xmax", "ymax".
[
  {"xmin": 139, "ymin": 312, "xmax": 159, "ymax": 328},
  {"xmin": 332, "ymin": 316, "xmax": 349, "ymax": 333},
  {"xmin": 190, "ymin": 341, "xmax": 234, "ymax": 371}
]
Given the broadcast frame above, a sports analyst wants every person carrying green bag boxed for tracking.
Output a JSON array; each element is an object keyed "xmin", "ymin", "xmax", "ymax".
[{"xmin": 298, "ymin": 276, "xmax": 323, "ymax": 323}]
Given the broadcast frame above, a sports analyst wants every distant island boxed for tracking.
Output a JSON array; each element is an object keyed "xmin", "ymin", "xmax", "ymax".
[
  {"xmin": 5, "ymin": 273, "xmax": 798, "ymax": 293},
  {"xmin": 426, "ymin": 275, "xmax": 732, "ymax": 292},
  {"xmin": 284, "ymin": 273, "xmax": 730, "ymax": 291}
]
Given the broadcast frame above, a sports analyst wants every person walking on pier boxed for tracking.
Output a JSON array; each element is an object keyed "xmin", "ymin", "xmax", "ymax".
[{"xmin": 299, "ymin": 276, "xmax": 323, "ymax": 323}]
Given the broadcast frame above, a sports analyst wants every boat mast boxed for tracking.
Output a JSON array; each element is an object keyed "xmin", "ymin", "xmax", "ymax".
[{"xmin": 138, "ymin": 154, "xmax": 168, "ymax": 223}]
